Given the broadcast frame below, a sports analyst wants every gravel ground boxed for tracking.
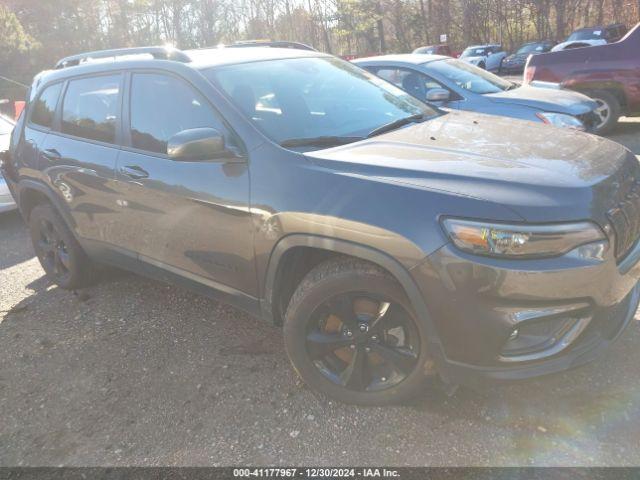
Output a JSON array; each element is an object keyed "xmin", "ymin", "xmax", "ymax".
[{"xmin": 1, "ymin": 119, "xmax": 640, "ymax": 467}]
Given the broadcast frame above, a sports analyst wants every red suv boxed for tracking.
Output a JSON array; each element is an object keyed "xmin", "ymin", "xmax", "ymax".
[{"xmin": 524, "ymin": 22, "xmax": 640, "ymax": 134}]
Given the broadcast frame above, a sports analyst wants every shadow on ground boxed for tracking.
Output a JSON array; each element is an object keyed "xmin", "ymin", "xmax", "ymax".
[{"xmin": 0, "ymin": 211, "xmax": 33, "ymax": 269}]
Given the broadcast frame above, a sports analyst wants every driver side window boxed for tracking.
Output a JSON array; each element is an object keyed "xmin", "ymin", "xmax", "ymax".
[
  {"xmin": 129, "ymin": 73, "xmax": 232, "ymax": 155},
  {"xmin": 373, "ymin": 67, "xmax": 446, "ymax": 101}
]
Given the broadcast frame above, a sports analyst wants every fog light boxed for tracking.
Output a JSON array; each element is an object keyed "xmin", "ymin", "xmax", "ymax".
[{"xmin": 509, "ymin": 329, "xmax": 519, "ymax": 340}]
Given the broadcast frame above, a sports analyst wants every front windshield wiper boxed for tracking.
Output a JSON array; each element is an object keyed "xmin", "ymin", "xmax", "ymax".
[
  {"xmin": 279, "ymin": 136, "xmax": 364, "ymax": 148},
  {"xmin": 367, "ymin": 113, "xmax": 429, "ymax": 138},
  {"xmin": 505, "ymin": 82, "xmax": 520, "ymax": 91}
]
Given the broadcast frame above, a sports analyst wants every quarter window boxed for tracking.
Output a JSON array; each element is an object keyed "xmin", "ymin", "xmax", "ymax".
[
  {"xmin": 30, "ymin": 83, "xmax": 62, "ymax": 129},
  {"xmin": 61, "ymin": 75, "xmax": 121, "ymax": 144},
  {"xmin": 129, "ymin": 73, "xmax": 228, "ymax": 155}
]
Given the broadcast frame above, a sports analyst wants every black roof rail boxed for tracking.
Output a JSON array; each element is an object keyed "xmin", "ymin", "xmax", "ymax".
[{"xmin": 54, "ymin": 46, "xmax": 191, "ymax": 69}]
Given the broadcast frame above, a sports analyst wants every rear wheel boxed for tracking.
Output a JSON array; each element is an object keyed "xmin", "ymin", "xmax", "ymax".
[
  {"xmin": 28, "ymin": 203, "xmax": 95, "ymax": 289},
  {"xmin": 283, "ymin": 258, "xmax": 431, "ymax": 405},
  {"xmin": 588, "ymin": 89, "xmax": 621, "ymax": 135}
]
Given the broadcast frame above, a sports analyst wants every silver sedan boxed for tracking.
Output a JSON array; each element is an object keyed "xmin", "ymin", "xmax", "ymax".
[
  {"xmin": 1, "ymin": 114, "xmax": 17, "ymax": 213},
  {"xmin": 354, "ymin": 54, "xmax": 602, "ymax": 133}
]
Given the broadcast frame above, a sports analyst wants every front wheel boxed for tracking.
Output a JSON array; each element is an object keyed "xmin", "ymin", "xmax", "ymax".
[
  {"xmin": 283, "ymin": 258, "xmax": 432, "ymax": 405},
  {"xmin": 478, "ymin": 62, "xmax": 486, "ymax": 70}
]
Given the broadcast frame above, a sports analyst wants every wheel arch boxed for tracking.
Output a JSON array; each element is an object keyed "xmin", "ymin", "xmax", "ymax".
[
  {"xmin": 565, "ymin": 79, "xmax": 628, "ymax": 109},
  {"xmin": 17, "ymin": 179, "xmax": 76, "ymax": 230},
  {"xmin": 262, "ymin": 234, "xmax": 444, "ymax": 355}
]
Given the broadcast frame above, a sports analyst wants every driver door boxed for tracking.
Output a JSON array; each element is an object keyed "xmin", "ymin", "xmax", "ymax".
[
  {"xmin": 368, "ymin": 67, "xmax": 459, "ymax": 109},
  {"xmin": 113, "ymin": 72, "xmax": 254, "ymax": 293}
]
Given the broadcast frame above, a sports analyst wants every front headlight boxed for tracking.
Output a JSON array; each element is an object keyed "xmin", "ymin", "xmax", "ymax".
[
  {"xmin": 441, "ymin": 218, "xmax": 607, "ymax": 259},
  {"xmin": 536, "ymin": 112, "xmax": 585, "ymax": 131}
]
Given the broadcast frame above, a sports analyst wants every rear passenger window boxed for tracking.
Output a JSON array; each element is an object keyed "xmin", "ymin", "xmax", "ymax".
[
  {"xmin": 30, "ymin": 83, "xmax": 62, "ymax": 129},
  {"xmin": 61, "ymin": 75, "xmax": 121, "ymax": 144},
  {"xmin": 129, "ymin": 73, "xmax": 228, "ymax": 155}
]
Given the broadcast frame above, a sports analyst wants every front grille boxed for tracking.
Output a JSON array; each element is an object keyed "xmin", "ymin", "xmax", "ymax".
[{"xmin": 607, "ymin": 178, "xmax": 640, "ymax": 261}]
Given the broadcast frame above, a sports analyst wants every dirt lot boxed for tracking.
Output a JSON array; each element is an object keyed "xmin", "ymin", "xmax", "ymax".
[{"xmin": 1, "ymin": 118, "xmax": 640, "ymax": 467}]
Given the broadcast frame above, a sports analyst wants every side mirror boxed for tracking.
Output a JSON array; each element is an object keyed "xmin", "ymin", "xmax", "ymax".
[
  {"xmin": 167, "ymin": 127, "xmax": 236, "ymax": 162},
  {"xmin": 426, "ymin": 88, "xmax": 450, "ymax": 103}
]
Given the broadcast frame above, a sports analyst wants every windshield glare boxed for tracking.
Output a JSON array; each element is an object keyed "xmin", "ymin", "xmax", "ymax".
[
  {"xmin": 427, "ymin": 58, "xmax": 514, "ymax": 94},
  {"xmin": 568, "ymin": 30, "xmax": 601, "ymax": 41},
  {"xmin": 461, "ymin": 47, "xmax": 488, "ymax": 57},
  {"xmin": 206, "ymin": 57, "xmax": 436, "ymax": 147},
  {"xmin": 516, "ymin": 43, "xmax": 546, "ymax": 54}
]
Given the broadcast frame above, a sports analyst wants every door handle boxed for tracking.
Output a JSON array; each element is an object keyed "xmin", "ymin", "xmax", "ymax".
[
  {"xmin": 42, "ymin": 148, "xmax": 61, "ymax": 160},
  {"xmin": 120, "ymin": 165, "xmax": 149, "ymax": 179}
]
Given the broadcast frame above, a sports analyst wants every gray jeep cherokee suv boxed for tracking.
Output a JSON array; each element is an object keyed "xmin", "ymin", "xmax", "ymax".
[{"xmin": 4, "ymin": 46, "xmax": 640, "ymax": 405}]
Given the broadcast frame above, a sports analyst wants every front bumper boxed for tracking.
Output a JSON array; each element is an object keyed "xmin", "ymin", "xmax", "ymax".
[{"xmin": 411, "ymin": 241, "xmax": 640, "ymax": 386}]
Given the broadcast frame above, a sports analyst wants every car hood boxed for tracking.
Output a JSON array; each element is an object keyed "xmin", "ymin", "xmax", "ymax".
[
  {"xmin": 306, "ymin": 111, "xmax": 635, "ymax": 223},
  {"xmin": 551, "ymin": 39, "xmax": 607, "ymax": 51},
  {"xmin": 484, "ymin": 85, "xmax": 596, "ymax": 115}
]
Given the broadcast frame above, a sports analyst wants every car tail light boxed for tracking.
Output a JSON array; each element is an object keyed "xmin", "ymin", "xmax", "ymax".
[{"xmin": 524, "ymin": 65, "xmax": 536, "ymax": 84}]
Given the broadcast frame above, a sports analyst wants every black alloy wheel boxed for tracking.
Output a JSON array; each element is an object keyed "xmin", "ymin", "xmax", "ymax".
[
  {"xmin": 305, "ymin": 292, "xmax": 420, "ymax": 392},
  {"xmin": 34, "ymin": 217, "xmax": 73, "ymax": 284},
  {"xmin": 28, "ymin": 203, "xmax": 96, "ymax": 290}
]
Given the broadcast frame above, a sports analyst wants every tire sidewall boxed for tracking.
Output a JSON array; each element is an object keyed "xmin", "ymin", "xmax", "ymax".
[
  {"xmin": 28, "ymin": 204, "xmax": 87, "ymax": 290},
  {"xmin": 284, "ymin": 267, "xmax": 430, "ymax": 406},
  {"xmin": 589, "ymin": 90, "xmax": 621, "ymax": 135}
]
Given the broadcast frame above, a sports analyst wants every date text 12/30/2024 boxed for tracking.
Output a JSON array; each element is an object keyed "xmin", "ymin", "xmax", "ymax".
[{"xmin": 233, "ymin": 468, "xmax": 400, "ymax": 478}]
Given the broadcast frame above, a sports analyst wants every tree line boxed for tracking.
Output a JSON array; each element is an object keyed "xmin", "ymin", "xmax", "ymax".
[{"xmin": 1, "ymin": 0, "xmax": 639, "ymax": 101}]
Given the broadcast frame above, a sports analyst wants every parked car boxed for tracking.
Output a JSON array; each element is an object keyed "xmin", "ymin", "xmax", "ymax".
[
  {"xmin": 355, "ymin": 54, "xmax": 598, "ymax": 131},
  {"xmin": 412, "ymin": 44, "xmax": 453, "ymax": 56},
  {"xmin": 551, "ymin": 23, "xmax": 628, "ymax": 51},
  {"xmin": 525, "ymin": 22, "xmax": 640, "ymax": 134},
  {"xmin": 0, "ymin": 113, "xmax": 17, "ymax": 213},
  {"xmin": 500, "ymin": 40, "xmax": 555, "ymax": 74},
  {"xmin": 224, "ymin": 40, "xmax": 316, "ymax": 51},
  {"xmin": 459, "ymin": 44, "xmax": 506, "ymax": 71},
  {"xmin": 6, "ymin": 45, "xmax": 640, "ymax": 405}
]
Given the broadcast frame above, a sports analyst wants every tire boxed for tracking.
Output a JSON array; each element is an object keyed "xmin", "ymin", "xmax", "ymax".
[
  {"xmin": 588, "ymin": 89, "xmax": 621, "ymax": 135},
  {"xmin": 283, "ymin": 257, "xmax": 432, "ymax": 405},
  {"xmin": 28, "ymin": 203, "xmax": 96, "ymax": 290},
  {"xmin": 478, "ymin": 62, "xmax": 486, "ymax": 70}
]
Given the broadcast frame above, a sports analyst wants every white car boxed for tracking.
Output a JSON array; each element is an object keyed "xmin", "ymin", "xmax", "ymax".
[
  {"xmin": 551, "ymin": 24, "xmax": 628, "ymax": 51},
  {"xmin": 0, "ymin": 114, "xmax": 17, "ymax": 213},
  {"xmin": 459, "ymin": 44, "xmax": 507, "ymax": 72}
]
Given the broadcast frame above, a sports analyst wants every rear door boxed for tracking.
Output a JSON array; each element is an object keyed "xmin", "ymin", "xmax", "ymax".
[
  {"xmin": 113, "ymin": 71, "xmax": 254, "ymax": 294},
  {"xmin": 21, "ymin": 82, "xmax": 64, "ymax": 175},
  {"xmin": 39, "ymin": 74, "xmax": 123, "ymax": 244}
]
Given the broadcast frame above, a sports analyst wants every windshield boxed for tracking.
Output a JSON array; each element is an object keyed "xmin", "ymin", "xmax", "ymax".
[
  {"xmin": 205, "ymin": 57, "xmax": 437, "ymax": 147},
  {"xmin": 0, "ymin": 116, "xmax": 14, "ymax": 135},
  {"xmin": 516, "ymin": 43, "xmax": 547, "ymax": 54},
  {"xmin": 427, "ymin": 58, "xmax": 514, "ymax": 94},
  {"xmin": 568, "ymin": 29, "xmax": 602, "ymax": 41},
  {"xmin": 414, "ymin": 47, "xmax": 436, "ymax": 54},
  {"xmin": 461, "ymin": 47, "xmax": 489, "ymax": 57}
]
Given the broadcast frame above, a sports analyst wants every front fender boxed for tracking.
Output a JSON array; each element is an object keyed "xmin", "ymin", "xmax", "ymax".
[{"xmin": 261, "ymin": 233, "xmax": 446, "ymax": 358}]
